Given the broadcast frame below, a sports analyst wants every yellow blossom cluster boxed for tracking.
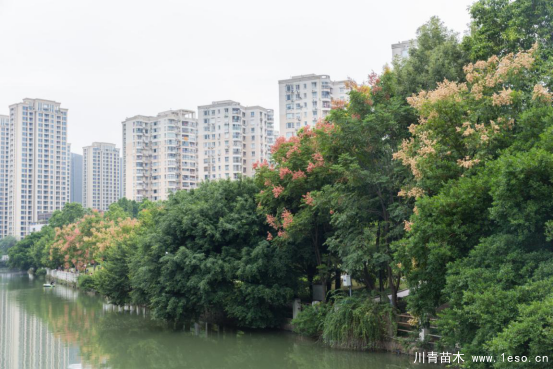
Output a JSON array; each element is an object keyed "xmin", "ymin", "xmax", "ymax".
[
  {"xmin": 532, "ymin": 84, "xmax": 553, "ymax": 103},
  {"xmin": 457, "ymin": 156, "xmax": 481, "ymax": 169},
  {"xmin": 407, "ymin": 80, "xmax": 468, "ymax": 110},
  {"xmin": 398, "ymin": 186, "xmax": 425, "ymax": 199},
  {"xmin": 416, "ymin": 132, "xmax": 437, "ymax": 157},
  {"xmin": 394, "ymin": 46, "xmax": 540, "ymax": 183},
  {"xmin": 463, "ymin": 43, "xmax": 537, "ymax": 87},
  {"xmin": 393, "ymin": 138, "xmax": 422, "ymax": 179},
  {"xmin": 492, "ymin": 88, "xmax": 513, "ymax": 106}
]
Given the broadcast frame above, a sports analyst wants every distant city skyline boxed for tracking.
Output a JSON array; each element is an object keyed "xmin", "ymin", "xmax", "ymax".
[{"xmin": 0, "ymin": 0, "xmax": 475, "ymax": 153}]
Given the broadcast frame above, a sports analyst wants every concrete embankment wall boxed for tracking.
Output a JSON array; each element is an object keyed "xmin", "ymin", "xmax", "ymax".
[{"xmin": 45, "ymin": 268, "xmax": 78, "ymax": 287}]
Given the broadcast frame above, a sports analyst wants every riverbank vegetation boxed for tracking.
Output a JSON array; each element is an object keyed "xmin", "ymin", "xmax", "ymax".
[
  {"xmin": 292, "ymin": 296, "xmax": 394, "ymax": 350},
  {"xmin": 6, "ymin": 0, "xmax": 553, "ymax": 364}
]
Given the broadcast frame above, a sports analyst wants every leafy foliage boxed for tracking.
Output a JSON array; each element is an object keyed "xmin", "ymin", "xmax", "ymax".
[
  {"xmin": 291, "ymin": 303, "xmax": 330, "ymax": 337},
  {"xmin": 394, "ymin": 16, "xmax": 469, "ymax": 98},
  {"xmin": 131, "ymin": 179, "xmax": 297, "ymax": 328},
  {"xmin": 322, "ymin": 296, "xmax": 394, "ymax": 350},
  {"xmin": 0, "ymin": 236, "xmax": 17, "ymax": 255},
  {"xmin": 293, "ymin": 296, "xmax": 394, "ymax": 350},
  {"xmin": 464, "ymin": 0, "xmax": 553, "ymax": 61},
  {"xmin": 78, "ymin": 274, "xmax": 97, "ymax": 292}
]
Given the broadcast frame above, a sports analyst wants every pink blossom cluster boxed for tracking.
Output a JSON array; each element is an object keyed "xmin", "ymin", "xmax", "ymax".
[
  {"xmin": 281, "ymin": 209, "xmax": 294, "ymax": 229},
  {"xmin": 272, "ymin": 185, "xmax": 284, "ymax": 198}
]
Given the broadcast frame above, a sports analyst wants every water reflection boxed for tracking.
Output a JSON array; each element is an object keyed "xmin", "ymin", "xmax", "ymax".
[
  {"xmin": 0, "ymin": 271, "xmax": 80, "ymax": 369},
  {"xmin": 0, "ymin": 270, "xmax": 429, "ymax": 369}
]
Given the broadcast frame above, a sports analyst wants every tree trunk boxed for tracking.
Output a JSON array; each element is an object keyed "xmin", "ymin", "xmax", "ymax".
[
  {"xmin": 387, "ymin": 265, "xmax": 398, "ymax": 309},
  {"xmin": 363, "ymin": 263, "xmax": 375, "ymax": 291},
  {"xmin": 312, "ymin": 227, "xmax": 327, "ymax": 301},
  {"xmin": 334, "ymin": 268, "xmax": 341, "ymax": 291},
  {"xmin": 307, "ymin": 269, "xmax": 314, "ymax": 298},
  {"xmin": 376, "ymin": 222, "xmax": 384, "ymax": 294}
]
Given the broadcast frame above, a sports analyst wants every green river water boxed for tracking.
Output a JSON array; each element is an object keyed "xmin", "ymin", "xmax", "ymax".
[{"xmin": 0, "ymin": 269, "xmax": 431, "ymax": 369}]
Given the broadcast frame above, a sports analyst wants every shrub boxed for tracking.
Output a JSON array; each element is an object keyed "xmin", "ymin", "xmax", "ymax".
[
  {"xmin": 292, "ymin": 303, "xmax": 330, "ymax": 337},
  {"xmin": 292, "ymin": 296, "xmax": 395, "ymax": 350},
  {"xmin": 78, "ymin": 274, "xmax": 96, "ymax": 292},
  {"xmin": 322, "ymin": 296, "xmax": 394, "ymax": 350},
  {"xmin": 35, "ymin": 268, "xmax": 47, "ymax": 277}
]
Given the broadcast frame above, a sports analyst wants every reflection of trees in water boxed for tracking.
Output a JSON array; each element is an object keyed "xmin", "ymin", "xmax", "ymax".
[
  {"xmin": 94, "ymin": 314, "xmax": 296, "ymax": 369},
  {"xmin": 12, "ymin": 276, "xmax": 109, "ymax": 367},
  {"xmin": 11, "ymin": 274, "xmax": 422, "ymax": 369},
  {"xmin": 93, "ymin": 315, "xmax": 422, "ymax": 369}
]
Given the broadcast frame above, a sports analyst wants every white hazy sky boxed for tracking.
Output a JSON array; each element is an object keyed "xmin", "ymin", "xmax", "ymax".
[{"xmin": 0, "ymin": 0, "xmax": 475, "ymax": 154}]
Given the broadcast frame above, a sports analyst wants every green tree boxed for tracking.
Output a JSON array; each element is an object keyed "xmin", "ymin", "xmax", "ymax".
[
  {"xmin": 0, "ymin": 236, "xmax": 17, "ymax": 255},
  {"xmin": 93, "ymin": 236, "xmax": 137, "ymax": 305},
  {"xmin": 464, "ymin": 0, "xmax": 553, "ymax": 61},
  {"xmin": 112, "ymin": 198, "xmax": 142, "ymax": 218},
  {"xmin": 438, "ymin": 235, "xmax": 553, "ymax": 366},
  {"xmin": 7, "ymin": 203, "xmax": 89, "ymax": 271},
  {"xmin": 48, "ymin": 202, "xmax": 86, "ymax": 228},
  {"xmin": 131, "ymin": 179, "xmax": 297, "ymax": 328},
  {"xmin": 397, "ymin": 44, "xmax": 553, "ymax": 318},
  {"xmin": 488, "ymin": 296, "xmax": 553, "ymax": 369},
  {"xmin": 321, "ymin": 71, "xmax": 413, "ymax": 306},
  {"xmin": 255, "ymin": 121, "xmax": 340, "ymax": 300},
  {"xmin": 8, "ymin": 231, "xmax": 43, "ymax": 270},
  {"xmin": 394, "ymin": 16, "xmax": 469, "ymax": 99}
]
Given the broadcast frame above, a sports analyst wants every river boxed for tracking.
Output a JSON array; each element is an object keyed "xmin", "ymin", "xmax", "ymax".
[{"xmin": 0, "ymin": 269, "xmax": 430, "ymax": 369}]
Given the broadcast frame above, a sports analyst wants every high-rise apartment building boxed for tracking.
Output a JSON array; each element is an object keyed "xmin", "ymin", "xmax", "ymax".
[
  {"xmin": 392, "ymin": 40, "xmax": 415, "ymax": 60},
  {"xmin": 122, "ymin": 109, "xmax": 197, "ymax": 202},
  {"xmin": 119, "ymin": 157, "xmax": 123, "ymax": 202},
  {"xmin": 70, "ymin": 153, "xmax": 83, "ymax": 204},
  {"xmin": 197, "ymin": 100, "xmax": 274, "ymax": 181},
  {"xmin": 82, "ymin": 142, "xmax": 120, "ymax": 211},
  {"xmin": 0, "ymin": 115, "xmax": 9, "ymax": 237},
  {"xmin": 1, "ymin": 99, "xmax": 71, "ymax": 238},
  {"xmin": 278, "ymin": 74, "xmax": 349, "ymax": 138}
]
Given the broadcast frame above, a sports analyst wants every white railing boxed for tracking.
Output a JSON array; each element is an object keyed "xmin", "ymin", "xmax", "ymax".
[{"xmin": 46, "ymin": 269, "xmax": 78, "ymax": 283}]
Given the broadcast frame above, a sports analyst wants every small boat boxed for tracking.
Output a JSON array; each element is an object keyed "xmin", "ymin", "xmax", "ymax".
[{"xmin": 43, "ymin": 283, "xmax": 55, "ymax": 287}]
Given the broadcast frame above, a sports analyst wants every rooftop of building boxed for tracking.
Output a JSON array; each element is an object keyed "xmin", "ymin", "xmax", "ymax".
[
  {"xmin": 198, "ymin": 100, "xmax": 242, "ymax": 108},
  {"xmin": 122, "ymin": 114, "xmax": 156, "ymax": 122},
  {"xmin": 123, "ymin": 109, "xmax": 196, "ymax": 122},
  {"xmin": 84, "ymin": 142, "xmax": 118, "ymax": 148},
  {"xmin": 157, "ymin": 109, "xmax": 196, "ymax": 118},
  {"xmin": 392, "ymin": 40, "xmax": 415, "ymax": 48},
  {"xmin": 22, "ymin": 98, "xmax": 62, "ymax": 104},
  {"xmin": 278, "ymin": 74, "xmax": 332, "ymax": 84}
]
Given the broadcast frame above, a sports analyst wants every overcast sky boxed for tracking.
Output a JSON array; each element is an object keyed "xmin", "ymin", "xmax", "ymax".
[{"xmin": 0, "ymin": 0, "xmax": 475, "ymax": 154}]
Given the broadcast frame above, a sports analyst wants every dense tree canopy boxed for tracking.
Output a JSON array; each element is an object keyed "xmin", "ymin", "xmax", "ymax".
[
  {"xmin": 131, "ymin": 179, "xmax": 298, "ymax": 328},
  {"xmin": 464, "ymin": 0, "xmax": 553, "ymax": 60},
  {"xmin": 394, "ymin": 16, "xmax": 469, "ymax": 99},
  {"xmin": 0, "ymin": 236, "xmax": 16, "ymax": 256}
]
